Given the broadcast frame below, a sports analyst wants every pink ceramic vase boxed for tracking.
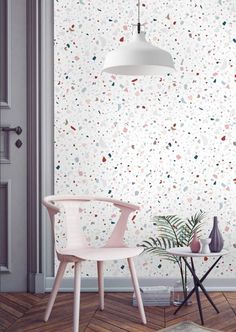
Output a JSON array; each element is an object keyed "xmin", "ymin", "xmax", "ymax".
[{"xmin": 190, "ymin": 232, "xmax": 201, "ymax": 253}]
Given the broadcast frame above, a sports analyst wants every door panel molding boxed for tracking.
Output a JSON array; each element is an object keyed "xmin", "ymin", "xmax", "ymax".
[
  {"xmin": 0, "ymin": 128, "xmax": 10, "ymax": 163},
  {"xmin": 0, "ymin": 0, "xmax": 11, "ymax": 109},
  {"xmin": 0, "ymin": 180, "xmax": 12, "ymax": 272}
]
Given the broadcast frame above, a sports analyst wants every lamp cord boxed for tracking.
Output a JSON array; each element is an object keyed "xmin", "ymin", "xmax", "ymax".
[{"xmin": 137, "ymin": 0, "xmax": 141, "ymax": 33}]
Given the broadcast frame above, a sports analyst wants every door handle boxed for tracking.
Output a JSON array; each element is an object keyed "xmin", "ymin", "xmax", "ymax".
[{"xmin": 2, "ymin": 126, "xmax": 23, "ymax": 135}]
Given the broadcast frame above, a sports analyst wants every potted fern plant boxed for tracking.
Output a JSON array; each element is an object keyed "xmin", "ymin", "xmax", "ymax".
[{"xmin": 142, "ymin": 211, "xmax": 205, "ymax": 305}]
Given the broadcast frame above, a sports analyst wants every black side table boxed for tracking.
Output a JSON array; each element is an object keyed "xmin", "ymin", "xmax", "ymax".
[{"xmin": 167, "ymin": 247, "xmax": 228, "ymax": 325}]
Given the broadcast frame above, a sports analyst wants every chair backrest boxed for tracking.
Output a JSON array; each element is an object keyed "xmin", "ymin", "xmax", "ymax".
[{"xmin": 43, "ymin": 195, "xmax": 140, "ymax": 252}]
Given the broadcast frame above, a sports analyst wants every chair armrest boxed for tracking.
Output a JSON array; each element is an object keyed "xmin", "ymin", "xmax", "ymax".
[
  {"xmin": 42, "ymin": 196, "xmax": 60, "ymax": 214},
  {"xmin": 113, "ymin": 201, "xmax": 140, "ymax": 211},
  {"xmin": 43, "ymin": 195, "xmax": 139, "ymax": 212},
  {"xmin": 88, "ymin": 196, "xmax": 140, "ymax": 211}
]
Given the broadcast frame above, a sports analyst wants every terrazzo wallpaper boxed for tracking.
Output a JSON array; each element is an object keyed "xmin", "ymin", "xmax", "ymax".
[{"xmin": 54, "ymin": 0, "xmax": 236, "ymax": 280}]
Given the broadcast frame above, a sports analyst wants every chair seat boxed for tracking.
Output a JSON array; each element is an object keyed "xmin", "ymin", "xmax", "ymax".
[{"xmin": 59, "ymin": 246, "xmax": 144, "ymax": 261}]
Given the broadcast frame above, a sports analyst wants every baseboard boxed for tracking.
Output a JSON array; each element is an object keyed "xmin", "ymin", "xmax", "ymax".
[{"xmin": 44, "ymin": 277, "xmax": 236, "ymax": 292}]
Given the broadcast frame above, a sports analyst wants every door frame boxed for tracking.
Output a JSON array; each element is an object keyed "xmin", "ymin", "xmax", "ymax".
[{"xmin": 27, "ymin": 0, "xmax": 54, "ymax": 292}]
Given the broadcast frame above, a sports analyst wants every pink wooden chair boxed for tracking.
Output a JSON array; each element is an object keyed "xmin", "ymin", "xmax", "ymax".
[{"xmin": 43, "ymin": 195, "xmax": 146, "ymax": 332}]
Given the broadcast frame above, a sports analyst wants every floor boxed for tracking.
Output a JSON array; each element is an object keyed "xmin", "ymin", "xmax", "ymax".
[{"xmin": 0, "ymin": 292, "xmax": 236, "ymax": 331}]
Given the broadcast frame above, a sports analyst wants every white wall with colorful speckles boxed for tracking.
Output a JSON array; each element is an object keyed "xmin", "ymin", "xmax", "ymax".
[{"xmin": 54, "ymin": 0, "xmax": 236, "ymax": 281}]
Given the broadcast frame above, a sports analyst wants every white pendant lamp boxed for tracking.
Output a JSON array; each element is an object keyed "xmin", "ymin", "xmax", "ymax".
[{"xmin": 102, "ymin": 1, "xmax": 175, "ymax": 76}]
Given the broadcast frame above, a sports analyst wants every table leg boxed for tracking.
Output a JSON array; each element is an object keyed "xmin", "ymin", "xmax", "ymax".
[
  {"xmin": 187, "ymin": 257, "xmax": 220, "ymax": 314},
  {"xmin": 198, "ymin": 256, "xmax": 222, "ymax": 284},
  {"xmin": 191, "ymin": 257, "xmax": 204, "ymax": 325},
  {"xmin": 174, "ymin": 257, "xmax": 198, "ymax": 314},
  {"xmin": 174, "ymin": 256, "xmax": 222, "ymax": 320}
]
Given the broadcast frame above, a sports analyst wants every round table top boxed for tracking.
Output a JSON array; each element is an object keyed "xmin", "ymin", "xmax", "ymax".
[{"xmin": 166, "ymin": 246, "xmax": 229, "ymax": 258}]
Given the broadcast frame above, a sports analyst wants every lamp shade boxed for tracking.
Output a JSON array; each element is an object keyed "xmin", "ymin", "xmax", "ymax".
[{"xmin": 102, "ymin": 32, "xmax": 175, "ymax": 76}]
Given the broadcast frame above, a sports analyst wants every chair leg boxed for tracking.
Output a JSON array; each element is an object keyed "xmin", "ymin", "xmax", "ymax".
[
  {"xmin": 44, "ymin": 261, "xmax": 67, "ymax": 322},
  {"xmin": 127, "ymin": 258, "xmax": 147, "ymax": 325},
  {"xmin": 73, "ymin": 261, "xmax": 81, "ymax": 332},
  {"xmin": 97, "ymin": 261, "xmax": 104, "ymax": 310}
]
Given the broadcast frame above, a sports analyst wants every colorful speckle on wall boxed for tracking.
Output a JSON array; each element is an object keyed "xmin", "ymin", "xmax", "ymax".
[{"xmin": 54, "ymin": 0, "xmax": 236, "ymax": 278}]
